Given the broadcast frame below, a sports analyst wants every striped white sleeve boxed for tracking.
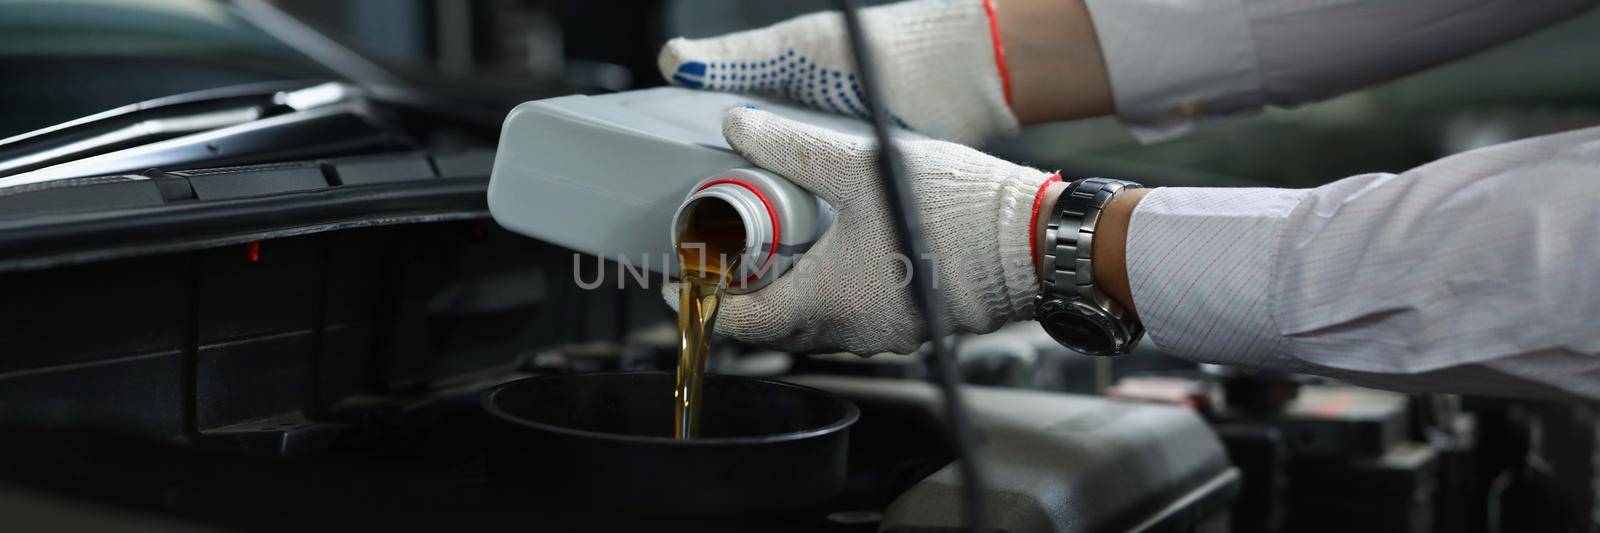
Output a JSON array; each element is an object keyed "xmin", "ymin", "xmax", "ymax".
[
  {"xmin": 1080, "ymin": 0, "xmax": 1597, "ymax": 142},
  {"xmin": 1126, "ymin": 126, "xmax": 1600, "ymax": 401}
]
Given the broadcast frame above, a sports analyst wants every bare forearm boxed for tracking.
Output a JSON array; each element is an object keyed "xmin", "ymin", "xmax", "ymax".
[
  {"xmin": 1089, "ymin": 188, "xmax": 1146, "ymax": 318},
  {"xmin": 997, "ymin": 0, "xmax": 1115, "ymax": 124}
]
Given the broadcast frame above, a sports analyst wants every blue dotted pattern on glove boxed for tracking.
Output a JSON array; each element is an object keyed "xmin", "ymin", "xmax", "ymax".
[{"xmin": 672, "ymin": 49, "xmax": 910, "ymax": 130}]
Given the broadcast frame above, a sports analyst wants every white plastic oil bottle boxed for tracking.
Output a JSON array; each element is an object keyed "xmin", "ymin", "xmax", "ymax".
[{"xmin": 487, "ymin": 87, "xmax": 855, "ymax": 287}]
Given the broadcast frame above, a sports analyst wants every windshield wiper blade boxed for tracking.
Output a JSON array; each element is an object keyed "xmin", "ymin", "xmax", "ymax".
[
  {"xmin": 0, "ymin": 107, "xmax": 265, "ymax": 178},
  {"xmin": 0, "ymin": 81, "xmax": 376, "ymax": 187}
]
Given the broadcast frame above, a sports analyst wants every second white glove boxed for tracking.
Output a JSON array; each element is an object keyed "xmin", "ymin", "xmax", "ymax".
[
  {"xmin": 657, "ymin": 0, "xmax": 1019, "ymax": 145},
  {"xmin": 666, "ymin": 107, "xmax": 1052, "ymax": 355}
]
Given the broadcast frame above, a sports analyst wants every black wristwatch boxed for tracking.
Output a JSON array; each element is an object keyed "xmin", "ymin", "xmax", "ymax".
[{"xmin": 1034, "ymin": 177, "xmax": 1145, "ymax": 356}]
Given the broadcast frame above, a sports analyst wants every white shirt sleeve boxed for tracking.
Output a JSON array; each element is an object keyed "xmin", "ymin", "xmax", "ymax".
[
  {"xmin": 1080, "ymin": 0, "xmax": 1599, "ymax": 142},
  {"xmin": 1126, "ymin": 125, "xmax": 1600, "ymax": 401}
]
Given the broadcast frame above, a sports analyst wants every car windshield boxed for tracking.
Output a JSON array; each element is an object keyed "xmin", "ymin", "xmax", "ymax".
[{"xmin": 0, "ymin": 0, "xmax": 334, "ymax": 138}]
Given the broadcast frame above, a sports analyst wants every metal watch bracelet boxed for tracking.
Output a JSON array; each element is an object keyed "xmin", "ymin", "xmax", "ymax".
[
  {"xmin": 1039, "ymin": 177, "xmax": 1145, "ymax": 353},
  {"xmin": 1043, "ymin": 178, "xmax": 1133, "ymax": 302}
]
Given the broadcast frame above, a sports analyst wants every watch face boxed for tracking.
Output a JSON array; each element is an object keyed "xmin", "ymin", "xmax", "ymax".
[{"xmin": 1042, "ymin": 312, "xmax": 1113, "ymax": 354}]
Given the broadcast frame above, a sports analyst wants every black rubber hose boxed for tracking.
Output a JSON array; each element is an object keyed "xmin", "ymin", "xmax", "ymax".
[{"xmin": 832, "ymin": 1, "xmax": 989, "ymax": 530}]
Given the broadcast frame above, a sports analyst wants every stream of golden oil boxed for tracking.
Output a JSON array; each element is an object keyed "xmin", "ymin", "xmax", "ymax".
[{"xmin": 674, "ymin": 199, "xmax": 746, "ymax": 439}]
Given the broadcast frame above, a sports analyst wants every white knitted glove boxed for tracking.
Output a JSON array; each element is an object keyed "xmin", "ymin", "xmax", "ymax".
[
  {"xmin": 657, "ymin": 0, "xmax": 1019, "ymax": 145},
  {"xmin": 666, "ymin": 107, "xmax": 1052, "ymax": 355}
]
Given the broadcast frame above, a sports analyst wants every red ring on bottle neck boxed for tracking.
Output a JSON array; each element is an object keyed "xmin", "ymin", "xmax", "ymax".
[{"xmin": 692, "ymin": 178, "xmax": 780, "ymax": 285}]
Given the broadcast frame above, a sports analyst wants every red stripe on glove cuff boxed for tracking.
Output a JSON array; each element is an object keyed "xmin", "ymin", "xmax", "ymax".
[
  {"xmin": 1028, "ymin": 172, "xmax": 1064, "ymax": 267},
  {"xmin": 983, "ymin": 0, "xmax": 1014, "ymax": 107}
]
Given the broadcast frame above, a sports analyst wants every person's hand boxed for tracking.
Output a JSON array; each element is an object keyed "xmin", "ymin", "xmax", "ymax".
[
  {"xmin": 665, "ymin": 107, "xmax": 1052, "ymax": 355},
  {"xmin": 656, "ymin": 0, "xmax": 1018, "ymax": 145}
]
